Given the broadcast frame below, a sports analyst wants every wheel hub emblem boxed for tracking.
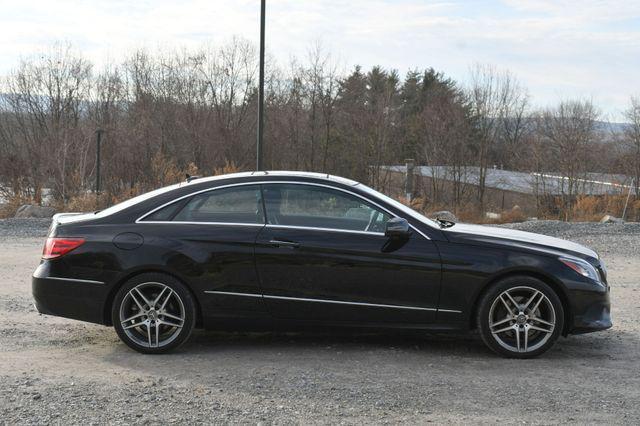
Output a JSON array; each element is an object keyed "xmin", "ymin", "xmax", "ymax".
[
  {"xmin": 516, "ymin": 314, "xmax": 527, "ymax": 325},
  {"xmin": 148, "ymin": 309, "xmax": 158, "ymax": 320}
]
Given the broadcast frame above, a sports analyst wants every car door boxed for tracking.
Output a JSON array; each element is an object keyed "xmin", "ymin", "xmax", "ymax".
[
  {"xmin": 254, "ymin": 182, "xmax": 442, "ymax": 324},
  {"xmin": 139, "ymin": 184, "xmax": 269, "ymax": 325}
]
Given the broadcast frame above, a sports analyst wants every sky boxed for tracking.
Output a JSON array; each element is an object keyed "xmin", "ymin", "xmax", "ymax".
[{"xmin": 0, "ymin": 0, "xmax": 638, "ymax": 121}]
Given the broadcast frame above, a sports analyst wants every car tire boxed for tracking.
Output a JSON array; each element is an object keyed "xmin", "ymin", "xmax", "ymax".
[
  {"xmin": 477, "ymin": 276, "xmax": 564, "ymax": 358},
  {"xmin": 112, "ymin": 272, "xmax": 196, "ymax": 354}
]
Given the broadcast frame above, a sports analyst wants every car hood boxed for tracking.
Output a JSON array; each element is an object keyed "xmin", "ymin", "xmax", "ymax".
[{"xmin": 443, "ymin": 223, "xmax": 598, "ymax": 259}]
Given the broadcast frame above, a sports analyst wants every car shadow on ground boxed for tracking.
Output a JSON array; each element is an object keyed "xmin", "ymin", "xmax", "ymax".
[
  {"xmin": 95, "ymin": 328, "xmax": 636, "ymax": 393},
  {"xmin": 185, "ymin": 329, "xmax": 490, "ymax": 356},
  {"xmin": 100, "ymin": 326, "xmax": 632, "ymax": 369}
]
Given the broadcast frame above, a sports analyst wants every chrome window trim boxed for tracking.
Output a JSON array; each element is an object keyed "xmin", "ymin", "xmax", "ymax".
[
  {"xmin": 205, "ymin": 291, "xmax": 436, "ymax": 312},
  {"xmin": 265, "ymin": 224, "xmax": 384, "ymax": 237},
  {"xmin": 139, "ymin": 221, "xmax": 265, "ymax": 227},
  {"xmin": 135, "ymin": 180, "xmax": 430, "ymax": 240},
  {"xmin": 205, "ymin": 291, "xmax": 263, "ymax": 298},
  {"xmin": 45, "ymin": 276, "xmax": 105, "ymax": 285}
]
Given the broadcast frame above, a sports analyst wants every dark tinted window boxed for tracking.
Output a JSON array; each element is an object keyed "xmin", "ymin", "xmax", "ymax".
[
  {"xmin": 171, "ymin": 185, "xmax": 264, "ymax": 224},
  {"xmin": 143, "ymin": 200, "xmax": 185, "ymax": 221},
  {"xmin": 263, "ymin": 184, "xmax": 390, "ymax": 232}
]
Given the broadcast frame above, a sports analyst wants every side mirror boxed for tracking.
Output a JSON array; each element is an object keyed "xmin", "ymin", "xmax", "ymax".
[{"xmin": 385, "ymin": 217, "xmax": 411, "ymax": 239}]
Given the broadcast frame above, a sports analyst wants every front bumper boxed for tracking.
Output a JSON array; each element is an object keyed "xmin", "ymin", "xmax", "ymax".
[
  {"xmin": 32, "ymin": 262, "xmax": 110, "ymax": 325},
  {"xmin": 569, "ymin": 285, "xmax": 612, "ymax": 334}
]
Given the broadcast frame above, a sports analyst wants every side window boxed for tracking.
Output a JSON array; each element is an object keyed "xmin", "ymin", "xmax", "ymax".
[
  {"xmin": 263, "ymin": 184, "xmax": 391, "ymax": 232},
  {"xmin": 143, "ymin": 199, "xmax": 186, "ymax": 221},
  {"xmin": 169, "ymin": 185, "xmax": 264, "ymax": 224}
]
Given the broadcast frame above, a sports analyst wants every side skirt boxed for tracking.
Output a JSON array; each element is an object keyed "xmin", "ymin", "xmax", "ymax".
[{"xmin": 201, "ymin": 316, "xmax": 468, "ymax": 333}]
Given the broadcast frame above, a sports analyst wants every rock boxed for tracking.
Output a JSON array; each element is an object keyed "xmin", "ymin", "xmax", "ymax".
[
  {"xmin": 600, "ymin": 215, "xmax": 624, "ymax": 224},
  {"xmin": 485, "ymin": 212, "xmax": 501, "ymax": 220},
  {"xmin": 14, "ymin": 204, "xmax": 56, "ymax": 219},
  {"xmin": 428, "ymin": 210, "xmax": 458, "ymax": 222}
]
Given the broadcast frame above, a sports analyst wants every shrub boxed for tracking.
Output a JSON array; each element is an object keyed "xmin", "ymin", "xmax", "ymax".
[
  {"xmin": 571, "ymin": 195, "xmax": 602, "ymax": 221},
  {"xmin": 213, "ymin": 160, "xmax": 241, "ymax": 176},
  {"xmin": 56, "ymin": 192, "xmax": 107, "ymax": 213},
  {"xmin": 570, "ymin": 194, "xmax": 638, "ymax": 222},
  {"xmin": 0, "ymin": 195, "xmax": 35, "ymax": 218}
]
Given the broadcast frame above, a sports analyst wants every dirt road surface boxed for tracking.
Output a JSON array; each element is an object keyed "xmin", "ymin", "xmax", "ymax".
[{"xmin": 1, "ymin": 220, "xmax": 639, "ymax": 424}]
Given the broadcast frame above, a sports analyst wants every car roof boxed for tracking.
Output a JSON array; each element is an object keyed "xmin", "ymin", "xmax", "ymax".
[
  {"xmin": 92, "ymin": 171, "xmax": 361, "ymax": 220},
  {"xmin": 178, "ymin": 171, "xmax": 362, "ymax": 188}
]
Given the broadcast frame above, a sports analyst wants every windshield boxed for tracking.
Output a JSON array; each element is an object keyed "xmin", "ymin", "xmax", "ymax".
[{"xmin": 356, "ymin": 184, "xmax": 440, "ymax": 229}]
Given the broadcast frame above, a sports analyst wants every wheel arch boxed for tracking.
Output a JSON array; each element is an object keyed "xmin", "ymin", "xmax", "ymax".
[
  {"xmin": 103, "ymin": 268, "xmax": 203, "ymax": 327},
  {"xmin": 469, "ymin": 268, "xmax": 572, "ymax": 336}
]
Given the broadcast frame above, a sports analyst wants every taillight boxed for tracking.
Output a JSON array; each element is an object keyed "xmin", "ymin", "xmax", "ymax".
[{"xmin": 42, "ymin": 238, "xmax": 86, "ymax": 259}]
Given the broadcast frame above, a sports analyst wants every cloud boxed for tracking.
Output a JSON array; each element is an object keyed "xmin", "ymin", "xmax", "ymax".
[{"xmin": 0, "ymin": 0, "xmax": 638, "ymax": 119}]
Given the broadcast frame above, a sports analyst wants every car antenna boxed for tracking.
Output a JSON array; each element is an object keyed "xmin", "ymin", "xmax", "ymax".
[{"xmin": 185, "ymin": 174, "xmax": 201, "ymax": 183}]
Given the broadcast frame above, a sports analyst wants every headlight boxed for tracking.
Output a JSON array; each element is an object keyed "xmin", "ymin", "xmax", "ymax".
[{"xmin": 559, "ymin": 257, "xmax": 602, "ymax": 284}]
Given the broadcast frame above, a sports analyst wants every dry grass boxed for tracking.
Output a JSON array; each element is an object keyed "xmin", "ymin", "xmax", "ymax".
[
  {"xmin": 396, "ymin": 197, "xmax": 528, "ymax": 224},
  {"xmin": 0, "ymin": 157, "xmax": 244, "ymax": 217},
  {"xmin": 571, "ymin": 195, "xmax": 639, "ymax": 222},
  {"xmin": 3, "ymin": 166, "xmax": 637, "ymax": 223},
  {"xmin": 213, "ymin": 160, "xmax": 241, "ymax": 176},
  {"xmin": 0, "ymin": 195, "xmax": 34, "ymax": 218},
  {"xmin": 53, "ymin": 193, "xmax": 108, "ymax": 213},
  {"xmin": 394, "ymin": 193, "xmax": 639, "ymax": 224}
]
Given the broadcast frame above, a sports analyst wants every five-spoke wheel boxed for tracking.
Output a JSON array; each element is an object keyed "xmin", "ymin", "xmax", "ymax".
[
  {"xmin": 478, "ymin": 276, "xmax": 564, "ymax": 358},
  {"xmin": 112, "ymin": 273, "xmax": 195, "ymax": 354}
]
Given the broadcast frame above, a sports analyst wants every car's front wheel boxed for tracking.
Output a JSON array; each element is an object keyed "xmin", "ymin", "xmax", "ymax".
[
  {"xmin": 112, "ymin": 273, "xmax": 196, "ymax": 354},
  {"xmin": 477, "ymin": 276, "xmax": 564, "ymax": 358}
]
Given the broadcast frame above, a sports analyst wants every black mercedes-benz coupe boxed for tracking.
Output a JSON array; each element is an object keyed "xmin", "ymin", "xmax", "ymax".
[{"xmin": 32, "ymin": 171, "xmax": 611, "ymax": 357}]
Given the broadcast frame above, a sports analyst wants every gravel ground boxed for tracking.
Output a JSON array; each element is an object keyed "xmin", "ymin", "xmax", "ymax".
[
  {"xmin": 0, "ymin": 218, "xmax": 51, "ymax": 239},
  {"xmin": 1, "ymin": 219, "xmax": 639, "ymax": 424}
]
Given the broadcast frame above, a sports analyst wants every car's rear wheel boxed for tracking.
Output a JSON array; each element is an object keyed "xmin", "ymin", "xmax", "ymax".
[
  {"xmin": 477, "ymin": 276, "xmax": 564, "ymax": 358},
  {"xmin": 112, "ymin": 273, "xmax": 196, "ymax": 354}
]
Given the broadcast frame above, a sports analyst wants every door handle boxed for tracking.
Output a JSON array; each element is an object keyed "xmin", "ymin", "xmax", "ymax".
[{"xmin": 269, "ymin": 239, "xmax": 300, "ymax": 249}]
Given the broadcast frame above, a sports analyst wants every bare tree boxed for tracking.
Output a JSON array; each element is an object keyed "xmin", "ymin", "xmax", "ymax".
[
  {"xmin": 536, "ymin": 100, "xmax": 600, "ymax": 219},
  {"xmin": 2, "ymin": 44, "xmax": 92, "ymax": 203},
  {"xmin": 467, "ymin": 64, "xmax": 529, "ymax": 211},
  {"xmin": 623, "ymin": 97, "xmax": 640, "ymax": 196},
  {"xmin": 0, "ymin": 39, "xmax": 631, "ymax": 223}
]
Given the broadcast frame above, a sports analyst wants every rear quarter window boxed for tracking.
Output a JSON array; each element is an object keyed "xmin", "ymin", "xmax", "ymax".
[
  {"xmin": 157, "ymin": 185, "xmax": 265, "ymax": 224},
  {"xmin": 142, "ymin": 200, "xmax": 186, "ymax": 222}
]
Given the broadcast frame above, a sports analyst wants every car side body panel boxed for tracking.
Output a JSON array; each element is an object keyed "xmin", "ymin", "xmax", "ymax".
[
  {"xmin": 32, "ymin": 173, "xmax": 611, "ymax": 337},
  {"xmin": 254, "ymin": 226, "xmax": 442, "ymax": 323},
  {"xmin": 436, "ymin": 230, "xmax": 611, "ymax": 334}
]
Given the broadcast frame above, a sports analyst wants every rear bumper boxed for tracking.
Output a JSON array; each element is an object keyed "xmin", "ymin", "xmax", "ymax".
[
  {"xmin": 32, "ymin": 262, "xmax": 109, "ymax": 325},
  {"xmin": 569, "ymin": 285, "xmax": 612, "ymax": 335}
]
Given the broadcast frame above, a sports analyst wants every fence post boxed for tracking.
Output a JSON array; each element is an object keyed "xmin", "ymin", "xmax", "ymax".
[
  {"xmin": 622, "ymin": 178, "xmax": 634, "ymax": 221},
  {"xmin": 405, "ymin": 159, "xmax": 415, "ymax": 202}
]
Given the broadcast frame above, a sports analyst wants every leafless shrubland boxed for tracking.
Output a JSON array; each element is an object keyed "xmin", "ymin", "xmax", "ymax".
[{"xmin": 0, "ymin": 40, "xmax": 637, "ymax": 220}]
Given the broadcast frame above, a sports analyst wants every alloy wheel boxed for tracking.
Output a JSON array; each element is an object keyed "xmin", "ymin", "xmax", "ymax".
[
  {"xmin": 119, "ymin": 282, "xmax": 185, "ymax": 349},
  {"xmin": 488, "ymin": 286, "xmax": 556, "ymax": 353}
]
